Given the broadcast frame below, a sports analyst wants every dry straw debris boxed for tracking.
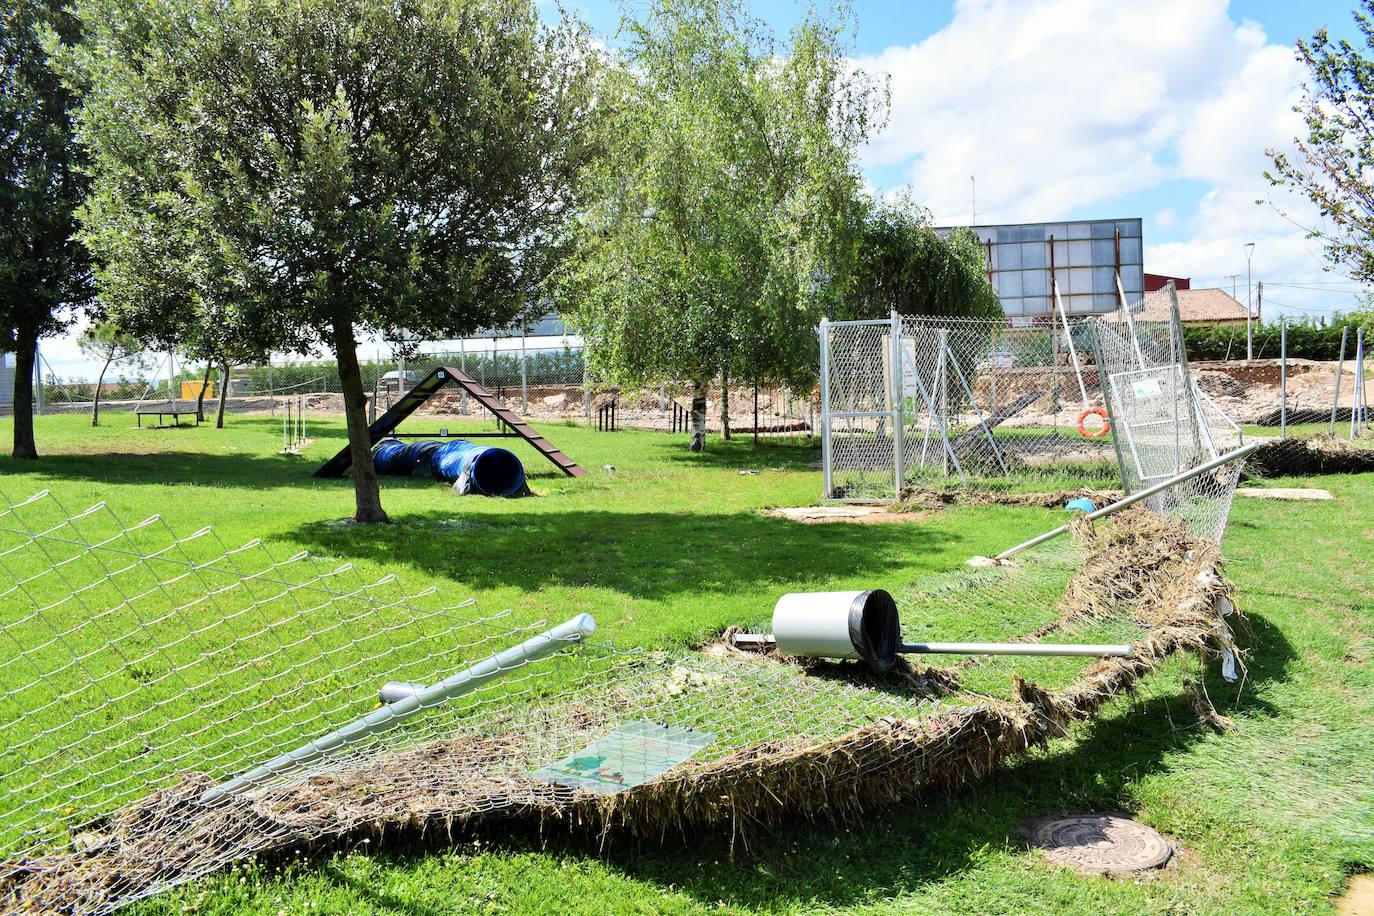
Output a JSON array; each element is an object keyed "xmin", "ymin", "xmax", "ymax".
[{"xmin": 1, "ymin": 509, "xmax": 1240, "ymax": 915}]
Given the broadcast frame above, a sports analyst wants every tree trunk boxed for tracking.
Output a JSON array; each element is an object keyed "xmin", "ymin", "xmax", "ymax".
[
  {"xmin": 92, "ymin": 354, "xmax": 113, "ymax": 427},
  {"xmin": 689, "ymin": 377, "xmax": 707, "ymax": 452},
  {"xmin": 195, "ymin": 361, "xmax": 212, "ymax": 422},
  {"xmin": 332, "ymin": 315, "xmax": 389, "ymax": 523},
  {"xmin": 11, "ymin": 332, "xmax": 38, "ymax": 459},
  {"xmin": 720, "ymin": 371, "xmax": 731, "ymax": 440},
  {"xmin": 214, "ymin": 360, "xmax": 229, "ymax": 428}
]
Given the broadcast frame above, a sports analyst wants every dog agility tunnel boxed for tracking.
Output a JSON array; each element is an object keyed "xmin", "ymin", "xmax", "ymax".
[{"xmin": 371, "ymin": 438, "xmax": 526, "ymax": 496}]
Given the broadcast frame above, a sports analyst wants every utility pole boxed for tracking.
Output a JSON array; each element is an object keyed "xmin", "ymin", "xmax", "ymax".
[
  {"xmin": 970, "ymin": 175, "xmax": 976, "ymax": 225},
  {"xmin": 1257, "ymin": 281, "xmax": 1263, "ymax": 327},
  {"xmin": 1243, "ymin": 242, "xmax": 1256, "ymax": 362}
]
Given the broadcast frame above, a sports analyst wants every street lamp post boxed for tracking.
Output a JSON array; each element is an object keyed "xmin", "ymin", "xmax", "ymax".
[{"xmin": 1244, "ymin": 242, "xmax": 1256, "ymax": 362}]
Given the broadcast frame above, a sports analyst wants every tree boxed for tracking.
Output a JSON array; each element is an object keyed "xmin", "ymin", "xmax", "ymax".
[
  {"xmin": 65, "ymin": 0, "xmax": 598, "ymax": 520},
  {"xmin": 557, "ymin": 0, "xmax": 883, "ymax": 451},
  {"xmin": 0, "ymin": 0, "xmax": 93, "ymax": 458},
  {"xmin": 1267, "ymin": 2, "xmax": 1374, "ymax": 282},
  {"xmin": 847, "ymin": 193, "xmax": 1002, "ymax": 321},
  {"xmin": 76, "ymin": 319, "xmax": 144, "ymax": 425}
]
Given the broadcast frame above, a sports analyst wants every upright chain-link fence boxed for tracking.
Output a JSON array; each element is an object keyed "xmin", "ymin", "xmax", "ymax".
[
  {"xmin": 820, "ymin": 305, "xmax": 1267, "ymax": 536},
  {"xmin": 35, "ymin": 342, "xmax": 815, "ymax": 436},
  {"xmin": 822, "ymin": 313, "xmax": 1115, "ymax": 501}
]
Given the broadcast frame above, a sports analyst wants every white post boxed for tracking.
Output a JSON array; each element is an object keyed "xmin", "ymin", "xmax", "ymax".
[
  {"xmin": 1330, "ymin": 326, "xmax": 1348, "ymax": 435},
  {"xmin": 520, "ymin": 326, "xmax": 528, "ymax": 415},
  {"xmin": 33, "ymin": 340, "xmax": 44, "ymax": 416},
  {"xmin": 1116, "ymin": 274, "xmax": 1146, "ymax": 369},
  {"xmin": 200, "ymin": 613, "xmax": 597, "ymax": 804},
  {"xmin": 1054, "ymin": 278, "xmax": 1089, "ymax": 406},
  {"xmin": 459, "ymin": 339, "xmax": 468, "ymax": 415},
  {"xmin": 1354, "ymin": 328, "xmax": 1366, "ymax": 440},
  {"xmin": 1280, "ymin": 319, "xmax": 1288, "ymax": 438},
  {"xmin": 891, "ymin": 312, "xmax": 905, "ymax": 497},
  {"xmin": 819, "ymin": 318, "xmax": 833, "ymax": 498}
]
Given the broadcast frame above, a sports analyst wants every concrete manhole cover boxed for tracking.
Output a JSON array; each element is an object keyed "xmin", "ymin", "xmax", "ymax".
[{"xmin": 1030, "ymin": 814, "xmax": 1173, "ymax": 875}]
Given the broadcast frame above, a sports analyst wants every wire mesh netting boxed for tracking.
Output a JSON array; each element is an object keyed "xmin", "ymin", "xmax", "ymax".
[
  {"xmin": 823, "ymin": 314, "xmax": 1118, "ymax": 500},
  {"xmin": 0, "ymin": 433, "xmax": 1250, "ymax": 913}
]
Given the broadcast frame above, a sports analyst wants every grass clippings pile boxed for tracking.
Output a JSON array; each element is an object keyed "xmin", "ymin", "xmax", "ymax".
[
  {"xmin": 1249, "ymin": 435, "xmax": 1374, "ymax": 477},
  {"xmin": 1, "ymin": 509, "xmax": 1238, "ymax": 915}
]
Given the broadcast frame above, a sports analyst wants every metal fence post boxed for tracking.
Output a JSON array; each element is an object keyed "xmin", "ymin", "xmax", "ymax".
[
  {"xmin": 33, "ymin": 341, "xmax": 44, "ymax": 416},
  {"xmin": 891, "ymin": 312, "xmax": 906, "ymax": 498},
  {"xmin": 582, "ymin": 362, "xmax": 591, "ymax": 420},
  {"xmin": 520, "ymin": 326, "xmax": 528, "ymax": 414},
  {"xmin": 459, "ymin": 339, "xmax": 468, "ymax": 415},
  {"xmin": 1330, "ymin": 325, "xmax": 1348, "ymax": 435},
  {"xmin": 819, "ymin": 318, "xmax": 832, "ymax": 499},
  {"xmin": 1280, "ymin": 318, "xmax": 1288, "ymax": 438},
  {"xmin": 1354, "ymin": 327, "xmax": 1365, "ymax": 440}
]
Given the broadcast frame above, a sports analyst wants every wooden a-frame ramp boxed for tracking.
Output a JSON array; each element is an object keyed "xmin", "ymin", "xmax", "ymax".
[{"xmin": 313, "ymin": 366, "xmax": 586, "ymax": 479}]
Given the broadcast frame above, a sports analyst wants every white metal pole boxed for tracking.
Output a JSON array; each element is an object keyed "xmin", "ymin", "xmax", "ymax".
[
  {"xmin": 1354, "ymin": 328, "xmax": 1365, "ymax": 440},
  {"xmin": 200, "ymin": 613, "xmax": 597, "ymax": 804},
  {"xmin": 33, "ymin": 340, "xmax": 44, "ymax": 416},
  {"xmin": 1117, "ymin": 274, "xmax": 1147, "ymax": 370},
  {"xmin": 901, "ymin": 641, "xmax": 1132, "ymax": 658},
  {"xmin": 1330, "ymin": 326, "xmax": 1348, "ymax": 435},
  {"xmin": 891, "ymin": 312, "xmax": 905, "ymax": 496},
  {"xmin": 819, "ymin": 318, "xmax": 833, "ymax": 498},
  {"xmin": 1280, "ymin": 319, "xmax": 1288, "ymax": 438},
  {"xmin": 1054, "ymin": 279, "xmax": 1089, "ymax": 407},
  {"xmin": 1244, "ymin": 243, "xmax": 1255, "ymax": 362},
  {"xmin": 994, "ymin": 441, "xmax": 1259, "ymax": 560},
  {"xmin": 520, "ymin": 326, "xmax": 528, "ymax": 415}
]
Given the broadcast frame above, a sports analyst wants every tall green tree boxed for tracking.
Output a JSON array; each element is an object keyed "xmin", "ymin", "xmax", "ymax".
[
  {"xmin": 1, "ymin": 0, "xmax": 93, "ymax": 458},
  {"xmin": 848, "ymin": 194, "xmax": 1002, "ymax": 320},
  {"xmin": 66, "ymin": 0, "xmax": 598, "ymax": 520},
  {"xmin": 76, "ymin": 318, "xmax": 145, "ymax": 425},
  {"xmin": 557, "ymin": 0, "xmax": 883, "ymax": 451},
  {"xmin": 1267, "ymin": 1, "xmax": 1374, "ymax": 282}
]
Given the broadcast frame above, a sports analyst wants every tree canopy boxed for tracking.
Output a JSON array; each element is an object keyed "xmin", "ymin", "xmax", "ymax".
[
  {"xmin": 1267, "ymin": 1, "xmax": 1374, "ymax": 282},
  {"xmin": 847, "ymin": 194, "xmax": 1001, "ymax": 321},
  {"xmin": 555, "ymin": 0, "xmax": 885, "ymax": 449},
  {"xmin": 66, "ymin": 0, "xmax": 599, "ymax": 519},
  {"xmin": 1, "ymin": 0, "xmax": 93, "ymax": 458}
]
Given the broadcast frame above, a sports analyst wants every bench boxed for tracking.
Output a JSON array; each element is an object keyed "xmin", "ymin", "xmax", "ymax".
[{"xmin": 136, "ymin": 407, "xmax": 199, "ymax": 428}]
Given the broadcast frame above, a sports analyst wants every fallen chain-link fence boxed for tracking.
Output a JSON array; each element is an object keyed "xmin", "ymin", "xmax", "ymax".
[{"xmin": 1, "ymin": 454, "xmax": 1251, "ymax": 912}]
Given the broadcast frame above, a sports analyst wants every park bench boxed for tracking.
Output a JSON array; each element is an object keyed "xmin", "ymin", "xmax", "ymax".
[{"xmin": 135, "ymin": 404, "xmax": 200, "ymax": 428}]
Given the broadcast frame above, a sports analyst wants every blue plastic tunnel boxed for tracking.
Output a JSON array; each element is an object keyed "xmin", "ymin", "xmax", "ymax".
[{"xmin": 371, "ymin": 438, "xmax": 526, "ymax": 497}]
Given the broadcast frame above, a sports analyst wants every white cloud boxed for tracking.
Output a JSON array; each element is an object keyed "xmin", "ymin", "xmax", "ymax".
[{"xmin": 853, "ymin": 0, "xmax": 1362, "ymax": 319}]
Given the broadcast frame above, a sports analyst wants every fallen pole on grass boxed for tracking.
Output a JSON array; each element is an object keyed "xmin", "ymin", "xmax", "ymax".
[
  {"xmin": 199, "ymin": 613, "xmax": 597, "ymax": 804},
  {"xmin": 992, "ymin": 441, "xmax": 1259, "ymax": 561}
]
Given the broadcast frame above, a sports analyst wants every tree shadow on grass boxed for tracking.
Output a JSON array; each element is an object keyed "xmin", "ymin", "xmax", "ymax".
[
  {"xmin": 2, "ymin": 450, "xmax": 324, "ymax": 489},
  {"xmin": 290, "ymin": 506, "xmax": 952, "ymax": 605},
  {"xmin": 299, "ymin": 613, "xmax": 1294, "ymax": 914},
  {"xmin": 649, "ymin": 436, "xmax": 820, "ymax": 472}
]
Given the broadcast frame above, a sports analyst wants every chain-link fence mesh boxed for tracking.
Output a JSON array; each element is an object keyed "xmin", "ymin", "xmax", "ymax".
[
  {"xmin": 0, "ymin": 466, "xmax": 1248, "ymax": 913},
  {"xmin": 822, "ymin": 314, "xmax": 1115, "ymax": 501},
  {"xmin": 34, "ymin": 343, "xmax": 815, "ymax": 437}
]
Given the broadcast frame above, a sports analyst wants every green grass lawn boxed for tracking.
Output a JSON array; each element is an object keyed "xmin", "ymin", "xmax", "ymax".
[{"xmin": 1, "ymin": 410, "xmax": 1370, "ymax": 914}]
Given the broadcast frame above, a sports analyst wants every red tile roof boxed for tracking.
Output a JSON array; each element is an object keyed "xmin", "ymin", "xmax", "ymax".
[{"xmin": 1138, "ymin": 287, "xmax": 1257, "ymax": 323}]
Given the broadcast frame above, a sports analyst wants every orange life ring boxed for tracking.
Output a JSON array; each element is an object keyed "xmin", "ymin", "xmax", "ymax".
[{"xmin": 1077, "ymin": 407, "xmax": 1111, "ymax": 438}]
